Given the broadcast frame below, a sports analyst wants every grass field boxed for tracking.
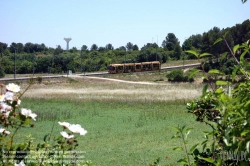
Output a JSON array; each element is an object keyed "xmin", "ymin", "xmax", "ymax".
[{"xmin": 7, "ymin": 74, "xmax": 209, "ymax": 165}]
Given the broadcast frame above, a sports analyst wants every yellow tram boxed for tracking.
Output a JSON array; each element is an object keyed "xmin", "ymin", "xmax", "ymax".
[{"xmin": 108, "ymin": 61, "xmax": 161, "ymax": 74}]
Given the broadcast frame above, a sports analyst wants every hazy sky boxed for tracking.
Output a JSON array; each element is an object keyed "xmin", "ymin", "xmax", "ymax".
[{"xmin": 1, "ymin": 0, "xmax": 249, "ymax": 50}]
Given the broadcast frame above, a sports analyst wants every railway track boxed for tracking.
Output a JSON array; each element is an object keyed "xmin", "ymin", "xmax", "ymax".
[{"xmin": 0, "ymin": 63, "xmax": 201, "ymax": 82}]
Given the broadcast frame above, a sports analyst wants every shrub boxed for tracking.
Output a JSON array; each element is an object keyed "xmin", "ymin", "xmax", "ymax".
[
  {"xmin": 37, "ymin": 75, "xmax": 42, "ymax": 84},
  {"xmin": 172, "ymin": 37, "xmax": 250, "ymax": 165},
  {"xmin": 166, "ymin": 69, "xmax": 194, "ymax": 82}
]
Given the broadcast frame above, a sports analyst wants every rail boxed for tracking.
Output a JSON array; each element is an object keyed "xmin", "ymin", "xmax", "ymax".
[{"xmin": 0, "ymin": 63, "xmax": 201, "ymax": 82}]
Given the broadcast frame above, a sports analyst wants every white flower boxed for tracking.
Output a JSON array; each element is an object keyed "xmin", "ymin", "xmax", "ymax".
[
  {"xmin": 60, "ymin": 131, "xmax": 74, "ymax": 139},
  {"xmin": 6, "ymin": 83, "xmax": 20, "ymax": 93},
  {"xmin": 0, "ymin": 103, "xmax": 12, "ymax": 116},
  {"xmin": 0, "ymin": 128, "xmax": 10, "ymax": 135},
  {"xmin": 187, "ymin": 103, "xmax": 191, "ymax": 107},
  {"xmin": 68, "ymin": 124, "xmax": 87, "ymax": 136},
  {"xmin": 21, "ymin": 108, "xmax": 37, "ymax": 121},
  {"xmin": 0, "ymin": 94, "xmax": 5, "ymax": 102},
  {"xmin": 17, "ymin": 99, "xmax": 21, "ymax": 105},
  {"xmin": 58, "ymin": 121, "xmax": 71, "ymax": 128},
  {"xmin": 5, "ymin": 91, "xmax": 14, "ymax": 101},
  {"xmin": 0, "ymin": 128, "xmax": 5, "ymax": 133},
  {"xmin": 15, "ymin": 160, "xmax": 25, "ymax": 166},
  {"xmin": 79, "ymin": 128, "xmax": 87, "ymax": 136},
  {"xmin": 4, "ymin": 130, "xmax": 10, "ymax": 135}
]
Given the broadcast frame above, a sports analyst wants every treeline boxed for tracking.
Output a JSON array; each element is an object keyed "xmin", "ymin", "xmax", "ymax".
[{"xmin": 0, "ymin": 19, "xmax": 249, "ymax": 76}]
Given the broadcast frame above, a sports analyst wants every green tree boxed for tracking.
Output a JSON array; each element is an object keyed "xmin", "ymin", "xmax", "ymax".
[
  {"xmin": 90, "ymin": 44, "xmax": 98, "ymax": 51},
  {"xmin": 126, "ymin": 42, "xmax": 133, "ymax": 51},
  {"xmin": 132, "ymin": 44, "xmax": 139, "ymax": 51},
  {"xmin": 81, "ymin": 45, "xmax": 88, "ymax": 51},
  {"xmin": 0, "ymin": 42, "xmax": 8, "ymax": 56},
  {"xmin": 117, "ymin": 46, "xmax": 126, "ymax": 51},
  {"xmin": 54, "ymin": 45, "xmax": 63, "ymax": 55},
  {"xmin": 105, "ymin": 43, "xmax": 114, "ymax": 50},
  {"xmin": 162, "ymin": 33, "xmax": 179, "ymax": 51},
  {"xmin": 24, "ymin": 42, "xmax": 34, "ymax": 53},
  {"xmin": 9, "ymin": 42, "xmax": 18, "ymax": 53}
]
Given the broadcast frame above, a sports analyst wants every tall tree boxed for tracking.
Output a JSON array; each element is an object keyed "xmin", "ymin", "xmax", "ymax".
[
  {"xmin": 81, "ymin": 45, "xmax": 88, "ymax": 51},
  {"xmin": 54, "ymin": 45, "xmax": 63, "ymax": 55},
  {"xmin": 118, "ymin": 46, "xmax": 126, "ymax": 51},
  {"xmin": 105, "ymin": 43, "xmax": 114, "ymax": 50},
  {"xmin": 24, "ymin": 42, "xmax": 34, "ymax": 53},
  {"xmin": 98, "ymin": 47, "xmax": 106, "ymax": 52},
  {"xmin": 162, "ymin": 33, "xmax": 179, "ymax": 51},
  {"xmin": 90, "ymin": 44, "xmax": 98, "ymax": 51},
  {"xmin": 9, "ymin": 42, "xmax": 18, "ymax": 53},
  {"xmin": 0, "ymin": 42, "xmax": 8, "ymax": 56},
  {"xmin": 126, "ymin": 42, "xmax": 133, "ymax": 51},
  {"xmin": 132, "ymin": 44, "xmax": 139, "ymax": 51}
]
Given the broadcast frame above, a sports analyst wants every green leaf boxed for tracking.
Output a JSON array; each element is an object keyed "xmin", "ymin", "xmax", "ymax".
[
  {"xmin": 223, "ymin": 137, "xmax": 231, "ymax": 146},
  {"xmin": 240, "ymin": 49, "xmax": 248, "ymax": 65},
  {"xmin": 23, "ymin": 118, "xmax": 31, "ymax": 126},
  {"xmin": 215, "ymin": 87, "xmax": 223, "ymax": 95},
  {"xmin": 246, "ymin": 141, "xmax": 250, "ymax": 153},
  {"xmin": 185, "ymin": 50, "xmax": 198, "ymax": 58},
  {"xmin": 177, "ymin": 158, "xmax": 188, "ymax": 164},
  {"xmin": 185, "ymin": 130, "xmax": 191, "ymax": 139},
  {"xmin": 172, "ymin": 126, "xmax": 181, "ymax": 132},
  {"xmin": 233, "ymin": 44, "xmax": 240, "ymax": 54},
  {"xmin": 189, "ymin": 143, "xmax": 199, "ymax": 153},
  {"xmin": 200, "ymin": 53, "xmax": 212, "ymax": 58},
  {"xmin": 198, "ymin": 157, "xmax": 215, "ymax": 164},
  {"xmin": 189, "ymin": 69, "xmax": 201, "ymax": 79},
  {"xmin": 223, "ymin": 31, "xmax": 229, "ymax": 38},
  {"xmin": 220, "ymin": 52, "xmax": 228, "ymax": 62},
  {"xmin": 245, "ymin": 100, "xmax": 250, "ymax": 108},
  {"xmin": 232, "ymin": 66, "xmax": 239, "ymax": 82},
  {"xmin": 202, "ymin": 84, "xmax": 208, "ymax": 97},
  {"xmin": 172, "ymin": 147, "xmax": 184, "ymax": 151},
  {"xmin": 43, "ymin": 134, "xmax": 50, "ymax": 142},
  {"xmin": 208, "ymin": 69, "xmax": 224, "ymax": 75},
  {"xmin": 216, "ymin": 80, "xmax": 228, "ymax": 86},
  {"xmin": 241, "ymin": 131, "xmax": 249, "ymax": 137},
  {"xmin": 213, "ymin": 38, "xmax": 222, "ymax": 45}
]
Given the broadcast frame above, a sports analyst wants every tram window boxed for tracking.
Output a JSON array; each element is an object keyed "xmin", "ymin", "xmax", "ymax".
[
  {"xmin": 136, "ymin": 65, "xmax": 141, "ymax": 69},
  {"xmin": 153, "ymin": 64, "xmax": 159, "ymax": 68},
  {"xmin": 108, "ymin": 66, "xmax": 115, "ymax": 70},
  {"xmin": 118, "ymin": 66, "xmax": 123, "ymax": 70}
]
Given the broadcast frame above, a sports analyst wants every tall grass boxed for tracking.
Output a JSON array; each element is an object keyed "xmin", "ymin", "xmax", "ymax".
[
  {"xmin": 18, "ymin": 98, "xmax": 209, "ymax": 166},
  {"xmin": 12, "ymin": 75, "xmax": 208, "ymax": 165}
]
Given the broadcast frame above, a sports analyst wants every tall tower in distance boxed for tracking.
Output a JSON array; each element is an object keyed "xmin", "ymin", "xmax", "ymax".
[{"xmin": 64, "ymin": 37, "xmax": 72, "ymax": 50}]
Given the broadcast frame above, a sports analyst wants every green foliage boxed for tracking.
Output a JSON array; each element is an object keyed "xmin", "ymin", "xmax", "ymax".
[
  {"xmin": 166, "ymin": 69, "xmax": 194, "ymax": 82},
  {"xmin": 172, "ymin": 33, "xmax": 250, "ymax": 165},
  {"xmin": 37, "ymin": 76, "xmax": 42, "ymax": 84},
  {"xmin": 171, "ymin": 125, "xmax": 194, "ymax": 166},
  {"xmin": 0, "ymin": 65, "xmax": 5, "ymax": 78}
]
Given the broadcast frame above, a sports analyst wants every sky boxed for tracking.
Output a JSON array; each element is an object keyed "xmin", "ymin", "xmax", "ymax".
[{"xmin": 0, "ymin": 0, "xmax": 250, "ymax": 50}]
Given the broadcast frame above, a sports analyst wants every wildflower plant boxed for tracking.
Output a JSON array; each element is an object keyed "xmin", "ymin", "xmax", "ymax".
[{"xmin": 0, "ymin": 83, "xmax": 91, "ymax": 165}]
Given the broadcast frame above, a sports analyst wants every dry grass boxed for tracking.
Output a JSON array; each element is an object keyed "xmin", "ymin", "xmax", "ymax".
[{"xmin": 22, "ymin": 76, "xmax": 203, "ymax": 102}]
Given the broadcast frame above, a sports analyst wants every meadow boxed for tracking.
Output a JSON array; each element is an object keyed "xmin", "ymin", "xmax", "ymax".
[{"xmin": 13, "ymin": 71, "xmax": 209, "ymax": 166}]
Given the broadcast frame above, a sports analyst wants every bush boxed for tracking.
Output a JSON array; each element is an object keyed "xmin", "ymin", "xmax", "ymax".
[
  {"xmin": 37, "ymin": 76, "xmax": 42, "ymax": 84},
  {"xmin": 166, "ymin": 69, "xmax": 194, "ymax": 82},
  {"xmin": 0, "ymin": 66, "xmax": 5, "ymax": 78}
]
